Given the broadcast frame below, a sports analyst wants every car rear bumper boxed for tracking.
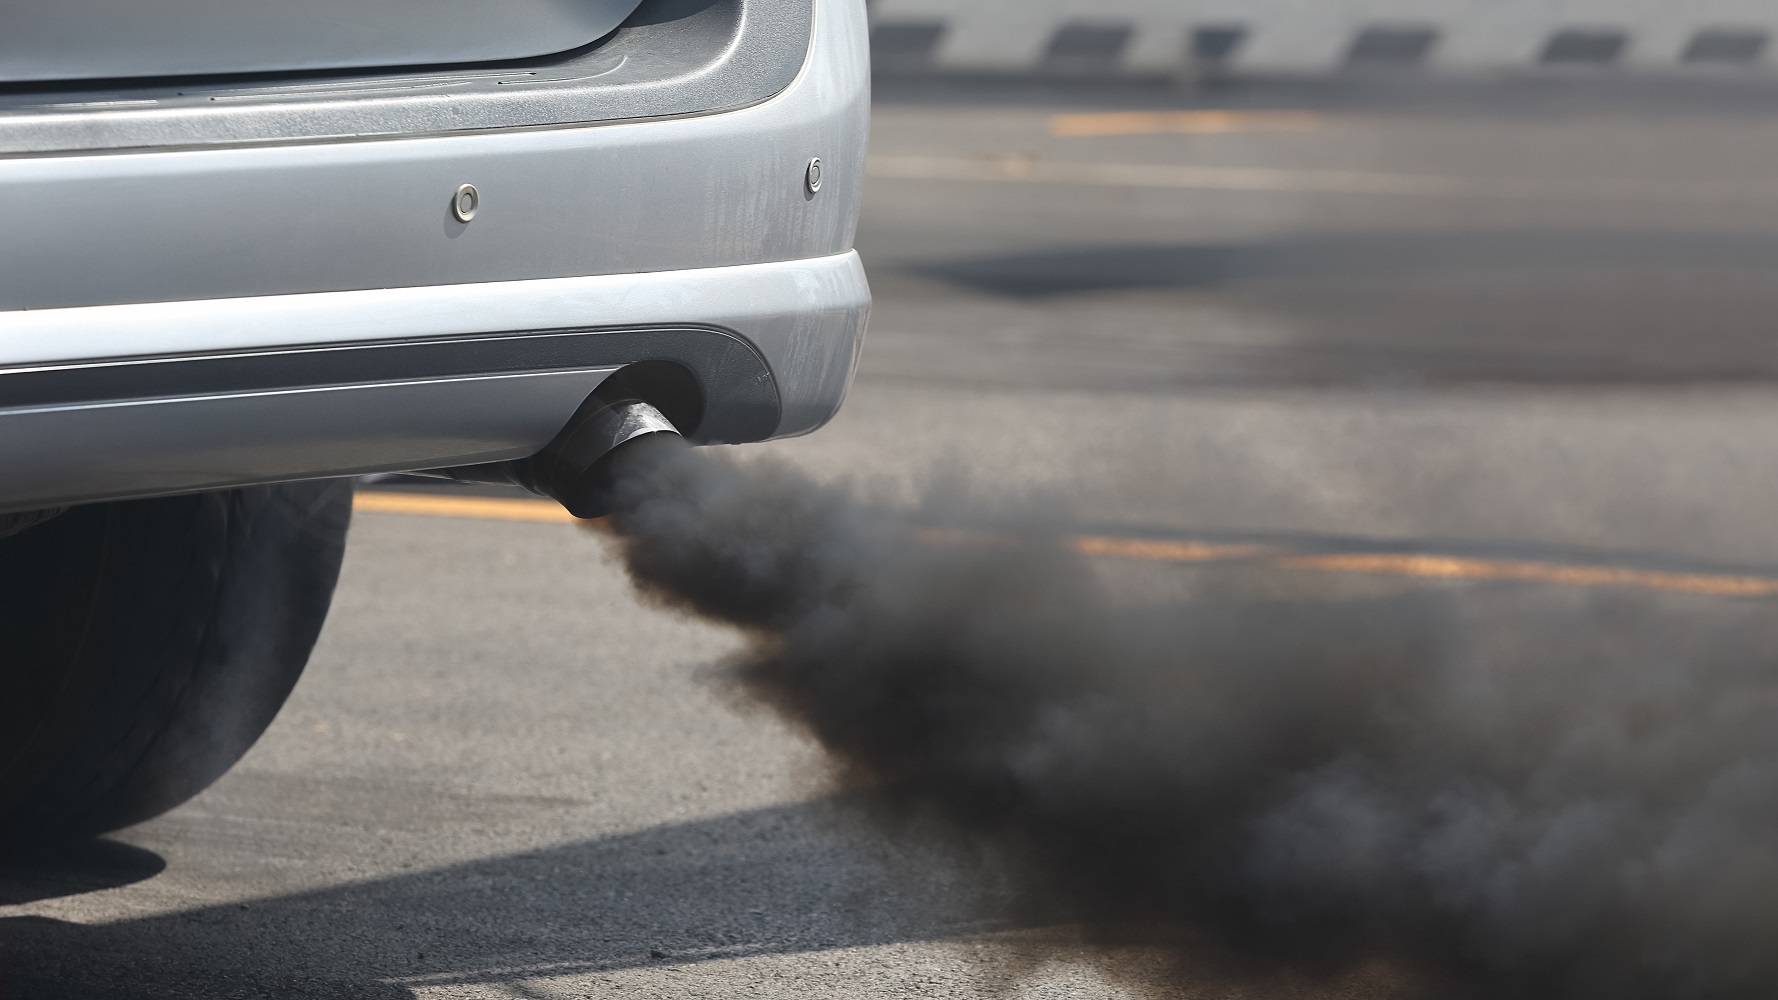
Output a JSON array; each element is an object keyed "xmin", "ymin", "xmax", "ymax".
[
  {"xmin": 0, "ymin": 252, "xmax": 869, "ymax": 513},
  {"xmin": 0, "ymin": 0, "xmax": 871, "ymax": 513}
]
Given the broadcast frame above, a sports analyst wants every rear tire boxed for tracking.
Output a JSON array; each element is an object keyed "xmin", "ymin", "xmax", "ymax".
[{"xmin": 0, "ymin": 481, "xmax": 351, "ymax": 851}]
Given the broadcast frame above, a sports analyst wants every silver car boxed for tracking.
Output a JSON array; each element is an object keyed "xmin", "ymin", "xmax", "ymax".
[{"xmin": 0, "ymin": 0, "xmax": 869, "ymax": 849}]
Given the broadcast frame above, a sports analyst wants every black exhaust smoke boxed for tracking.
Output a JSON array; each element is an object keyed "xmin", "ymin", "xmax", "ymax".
[{"xmin": 593, "ymin": 441, "xmax": 1778, "ymax": 999}]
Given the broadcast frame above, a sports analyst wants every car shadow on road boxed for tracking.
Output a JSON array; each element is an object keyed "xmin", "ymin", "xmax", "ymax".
[
  {"xmin": 0, "ymin": 839, "xmax": 166, "ymax": 907},
  {"xmin": 0, "ymin": 797, "xmax": 1020, "ymax": 998}
]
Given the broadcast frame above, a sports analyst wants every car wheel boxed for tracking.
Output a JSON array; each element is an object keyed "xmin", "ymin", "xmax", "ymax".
[{"xmin": 0, "ymin": 480, "xmax": 351, "ymax": 852}]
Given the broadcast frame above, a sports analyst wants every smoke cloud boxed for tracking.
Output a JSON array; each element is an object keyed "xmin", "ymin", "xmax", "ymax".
[{"xmin": 593, "ymin": 437, "xmax": 1778, "ymax": 999}]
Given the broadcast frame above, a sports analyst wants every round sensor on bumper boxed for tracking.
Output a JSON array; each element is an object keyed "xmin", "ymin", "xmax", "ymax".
[{"xmin": 452, "ymin": 183, "xmax": 479, "ymax": 223}]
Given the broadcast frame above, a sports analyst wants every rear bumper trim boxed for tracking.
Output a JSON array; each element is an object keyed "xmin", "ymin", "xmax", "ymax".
[{"xmin": 0, "ymin": 251, "xmax": 869, "ymax": 511}]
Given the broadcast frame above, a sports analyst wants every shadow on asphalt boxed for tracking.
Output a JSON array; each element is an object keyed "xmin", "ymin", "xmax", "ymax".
[
  {"xmin": 0, "ymin": 799, "xmax": 1014, "ymax": 998},
  {"xmin": 916, "ymin": 232, "xmax": 1778, "ymax": 299},
  {"xmin": 882, "ymin": 231, "xmax": 1778, "ymax": 387},
  {"xmin": 0, "ymin": 840, "xmax": 165, "ymax": 907}
]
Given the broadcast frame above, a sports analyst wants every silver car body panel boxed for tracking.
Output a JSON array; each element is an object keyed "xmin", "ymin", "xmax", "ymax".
[
  {"xmin": 0, "ymin": 0, "xmax": 872, "ymax": 512},
  {"xmin": 0, "ymin": 0, "xmax": 864, "ymax": 310},
  {"xmin": 0, "ymin": 252, "xmax": 869, "ymax": 513},
  {"xmin": 0, "ymin": 0, "xmax": 646, "ymax": 82},
  {"xmin": 0, "ymin": 0, "xmax": 814, "ymax": 155}
]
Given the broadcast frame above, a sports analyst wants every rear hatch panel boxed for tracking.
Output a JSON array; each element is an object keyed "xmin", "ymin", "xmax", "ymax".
[
  {"xmin": 0, "ymin": 0, "xmax": 647, "ymax": 82},
  {"xmin": 0, "ymin": 0, "xmax": 812, "ymax": 155}
]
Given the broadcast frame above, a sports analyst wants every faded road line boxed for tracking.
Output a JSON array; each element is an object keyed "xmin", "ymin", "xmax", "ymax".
[
  {"xmin": 866, "ymin": 154, "xmax": 1778, "ymax": 204},
  {"xmin": 354, "ymin": 491, "xmax": 1778, "ymax": 597},
  {"xmin": 1279, "ymin": 553, "xmax": 1778, "ymax": 597},
  {"xmin": 1051, "ymin": 109, "xmax": 1323, "ymax": 137},
  {"xmin": 868, "ymin": 153, "xmax": 1466, "ymax": 196}
]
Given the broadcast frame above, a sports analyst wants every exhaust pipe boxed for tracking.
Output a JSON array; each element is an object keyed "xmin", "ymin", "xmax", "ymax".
[
  {"xmin": 431, "ymin": 392, "xmax": 684, "ymax": 519},
  {"xmin": 521, "ymin": 395, "xmax": 684, "ymax": 519}
]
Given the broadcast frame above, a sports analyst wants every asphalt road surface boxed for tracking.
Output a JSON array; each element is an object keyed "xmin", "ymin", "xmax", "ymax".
[{"xmin": 13, "ymin": 77, "xmax": 1778, "ymax": 997}]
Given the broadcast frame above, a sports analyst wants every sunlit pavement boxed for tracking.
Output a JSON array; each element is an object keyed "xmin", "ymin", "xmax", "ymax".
[{"xmin": 12, "ymin": 81, "xmax": 1778, "ymax": 996}]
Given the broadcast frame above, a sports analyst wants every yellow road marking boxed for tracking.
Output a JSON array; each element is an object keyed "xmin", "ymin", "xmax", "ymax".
[
  {"xmin": 353, "ymin": 491, "xmax": 1778, "ymax": 598},
  {"xmin": 911, "ymin": 525, "xmax": 1263, "ymax": 562},
  {"xmin": 1051, "ymin": 109, "xmax": 1323, "ymax": 137},
  {"xmin": 353, "ymin": 490, "xmax": 578, "ymax": 523},
  {"xmin": 1070, "ymin": 535, "xmax": 1263, "ymax": 562},
  {"xmin": 1279, "ymin": 553, "xmax": 1778, "ymax": 597}
]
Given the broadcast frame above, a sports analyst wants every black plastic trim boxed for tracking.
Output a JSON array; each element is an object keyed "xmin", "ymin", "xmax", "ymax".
[{"xmin": 0, "ymin": 326, "xmax": 783, "ymax": 444}]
